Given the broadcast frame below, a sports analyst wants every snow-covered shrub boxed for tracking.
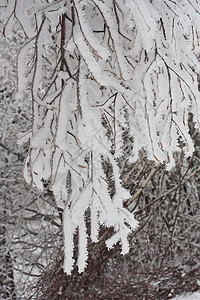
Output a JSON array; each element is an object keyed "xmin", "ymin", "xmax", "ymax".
[{"xmin": 2, "ymin": 0, "xmax": 200, "ymax": 274}]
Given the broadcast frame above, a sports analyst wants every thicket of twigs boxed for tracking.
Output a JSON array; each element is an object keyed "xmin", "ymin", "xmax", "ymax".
[{"xmin": 30, "ymin": 241, "xmax": 200, "ymax": 299}]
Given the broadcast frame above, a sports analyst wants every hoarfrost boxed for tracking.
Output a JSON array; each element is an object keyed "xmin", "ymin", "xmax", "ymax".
[{"xmin": 12, "ymin": 0, "xmax": 200, "ymax": 273}]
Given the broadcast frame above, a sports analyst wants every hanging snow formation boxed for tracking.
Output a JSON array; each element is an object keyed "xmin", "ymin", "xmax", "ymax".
[{"xmin": 11, "ymin": 0, "xmax": 200, "ymax": 273}]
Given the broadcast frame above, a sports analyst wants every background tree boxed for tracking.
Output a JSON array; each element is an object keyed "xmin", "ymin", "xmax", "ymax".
[{"xmin": 0, "ymin": 18, "xmax": 61, "ymax": 299}]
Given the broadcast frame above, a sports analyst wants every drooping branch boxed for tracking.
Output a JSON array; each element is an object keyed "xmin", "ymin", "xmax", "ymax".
[{"xmin": 11, "ymin": 0, "xmax": 200, "ymax": 274}]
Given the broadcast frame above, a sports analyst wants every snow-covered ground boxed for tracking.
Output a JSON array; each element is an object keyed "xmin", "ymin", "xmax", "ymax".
[{"xmin": 172, "ymin": 291, "xmax": 200, "ymax": 300}]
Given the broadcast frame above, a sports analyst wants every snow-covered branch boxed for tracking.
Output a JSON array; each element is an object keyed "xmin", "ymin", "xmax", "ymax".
[{"xmin": 4, "ymin": 0, "xmax": 200, "ymax": 274}]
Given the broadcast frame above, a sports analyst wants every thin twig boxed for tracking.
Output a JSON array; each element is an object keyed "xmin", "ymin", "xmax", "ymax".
[
  {"xmin": 126, "ymin": 163, "xmax": 162, "ymax": 207},
  {"xmin": 134, "ymin": 164, "xmax": 200, "ymax": 214},
  {"xmin": 122, "ymin": 155, "xmax": 145, "ymax": 187}
]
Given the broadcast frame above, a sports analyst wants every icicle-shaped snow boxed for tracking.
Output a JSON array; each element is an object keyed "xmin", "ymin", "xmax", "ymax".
[
  {"xmin": 63, "ymin": 207, "xmax": 77, "ymax": 275},
  {"xmin": 17, "ymin": 0, "xmax": 200, "ymax": 275}
]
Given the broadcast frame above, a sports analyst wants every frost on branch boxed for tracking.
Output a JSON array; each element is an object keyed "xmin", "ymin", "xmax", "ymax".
[{"xmin": 12, "ymin": 0, "xmax": 200, "ymax": 273}]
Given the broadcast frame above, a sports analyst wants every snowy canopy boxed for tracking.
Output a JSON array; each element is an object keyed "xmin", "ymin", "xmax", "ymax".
[{"xmin": 8, "ymin": 0, "xmax": 200, "ymax": 273}]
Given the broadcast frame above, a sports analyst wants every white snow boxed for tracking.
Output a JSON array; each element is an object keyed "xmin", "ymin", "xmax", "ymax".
[
  {"xmin": 14, "ymin": 0, "xmax": 200, "ymax": 274},
  {"xmin": 172, "ymin": 291, "xmax": 200, "ymax": 300}
]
